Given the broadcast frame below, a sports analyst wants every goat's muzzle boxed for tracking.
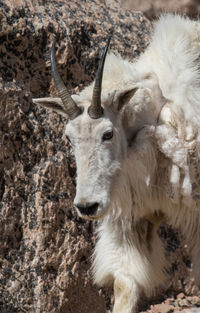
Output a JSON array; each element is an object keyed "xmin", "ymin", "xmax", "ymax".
[{"xmin": 75, "ymin": 202, "xmax": 99, "ymax": 217}]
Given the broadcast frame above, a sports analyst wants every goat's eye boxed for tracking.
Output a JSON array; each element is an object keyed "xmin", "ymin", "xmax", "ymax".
[{"xmin": 102, "ymin": 130, "xmax": 113, "ymax": 141}]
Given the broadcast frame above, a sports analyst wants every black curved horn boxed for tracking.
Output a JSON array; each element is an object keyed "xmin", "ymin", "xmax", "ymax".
[
  {"xmin": 88, "ymin": 37, "xmax": 111, "ymax": 119},
  {"xmin": 50, "ymin": 41, "xmax": 82, "ymax": 119}
]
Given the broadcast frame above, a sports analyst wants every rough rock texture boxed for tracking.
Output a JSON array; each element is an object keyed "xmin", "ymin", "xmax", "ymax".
[
  {"xmin": 0, "ymin": 1, "xmax": 152, "ymax": 312},
  {"xmin": 121, "ymin": 0, "xmax": 200, "ymax": 20}
]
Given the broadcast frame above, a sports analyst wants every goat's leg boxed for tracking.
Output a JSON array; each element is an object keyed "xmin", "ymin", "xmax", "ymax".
[
  {"xmin": 192, "ymin": 253, "xmax": 200, "ymax": 285},
  {"xmin": 112, "ymin": 218, "xmax": 167, "ymax": 313},
  {"xmin": 113, "ymin": 274, "xmax": 140, "ymax": 313},
  {"xmin": 179, "ymin": 215, "xmax": 200, "ymax": 285},
  {"xmin": 189, "ymin": 237, "xmax": 200, "ymax": 285}
]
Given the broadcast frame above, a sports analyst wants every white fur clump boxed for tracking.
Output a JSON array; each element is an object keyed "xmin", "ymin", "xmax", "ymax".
[
  {"xmin": 81, "ymin": 52, "xmax": 141, "ymax": 100},
  {"xmin": 136, "ymin": 14, "xmax": 200, "ymax": 128}
]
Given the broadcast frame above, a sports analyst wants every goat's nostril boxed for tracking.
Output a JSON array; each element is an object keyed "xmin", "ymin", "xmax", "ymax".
[{"xmin": 76, "ymin": 202, "xmax": 99, "ymax": 216}]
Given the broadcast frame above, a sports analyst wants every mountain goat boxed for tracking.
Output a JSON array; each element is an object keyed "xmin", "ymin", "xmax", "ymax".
[{"xmin": 33, "ymin": 14, "xmax": 200, "ymax": 313}]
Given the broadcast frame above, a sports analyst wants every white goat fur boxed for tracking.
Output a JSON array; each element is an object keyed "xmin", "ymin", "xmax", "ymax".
[{"xmin": 33, "ymin": 14, "xmax": 200, "ymax": 313}]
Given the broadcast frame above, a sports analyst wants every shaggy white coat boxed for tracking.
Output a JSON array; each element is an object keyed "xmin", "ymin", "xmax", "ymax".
[{"xmin": 92, "ymin": 14, "xmax": 200, "ymax": 311}]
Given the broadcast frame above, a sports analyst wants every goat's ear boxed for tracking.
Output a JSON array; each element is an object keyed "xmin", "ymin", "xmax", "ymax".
[
  {"xmin": 112, "ymin": 87, "xmax": 138, "ymax": 112},
  {"xmin": 32, "ymin": 97, "xmax": 67, "ymax": 116}
]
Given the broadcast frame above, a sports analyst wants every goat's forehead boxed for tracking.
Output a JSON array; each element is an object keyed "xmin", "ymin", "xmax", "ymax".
[{"xmin": 65, "ymin": 113, "xmax": 113, "ymax": 139}]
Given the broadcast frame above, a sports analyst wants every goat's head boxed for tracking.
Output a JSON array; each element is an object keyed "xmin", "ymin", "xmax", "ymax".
[{"xmin": 33, "ymin": 39, "xmax": 165, "ymax": 220}]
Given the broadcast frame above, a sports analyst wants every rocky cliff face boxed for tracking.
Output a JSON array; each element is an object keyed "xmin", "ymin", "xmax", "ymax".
[{"xmin": 0, "ymin": 1, "xmax": 151, "ymax": 312}]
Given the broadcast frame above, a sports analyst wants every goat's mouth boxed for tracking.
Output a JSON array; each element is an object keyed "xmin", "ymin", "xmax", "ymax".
[{"xmin": 74, "ymin": 202, "xmax": 109, "ymax": 220}]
